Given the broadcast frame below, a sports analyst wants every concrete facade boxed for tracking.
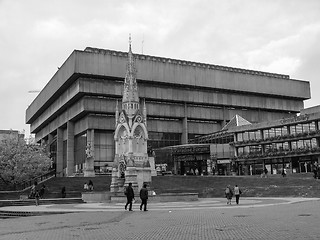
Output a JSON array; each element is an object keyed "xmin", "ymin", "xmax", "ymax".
[{"xmin": 26, "ymin": 47, "xmax": 310, "ymax": 176}]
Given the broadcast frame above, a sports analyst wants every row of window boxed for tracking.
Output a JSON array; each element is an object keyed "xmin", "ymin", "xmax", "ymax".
[
  {"xmin": 237, "ymin": 121, "xmax": 319, "ymax": 142},
  {"xmin": 237, "ymin": 138, "xmax": 319, "ymax": 155}
]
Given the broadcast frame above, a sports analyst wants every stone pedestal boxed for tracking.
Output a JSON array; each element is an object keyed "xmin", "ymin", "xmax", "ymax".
[
  {"xmin": 124, "ymin": 166, "xmax": 138, "ymax": 192},
  {"xmin": 110, "ymin": 168, "xmax": 119, "ymax": 193},
  {"xmin": 84, "ymin": 157, "xmax": 95, "ymax": 177},
  {"xmin": 148, "ymin": 157, "xmax": 157, "ymax": 176}
]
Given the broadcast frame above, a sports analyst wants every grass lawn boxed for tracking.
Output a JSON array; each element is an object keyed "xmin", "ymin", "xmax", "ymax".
[{"xmin": 151, "ymin": 174, "xmax": 320, "ymax": 198}]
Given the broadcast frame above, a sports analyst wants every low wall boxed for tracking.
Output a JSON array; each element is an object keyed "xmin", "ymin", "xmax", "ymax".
[{"xmin": 82, "ymin": 191, "xmax": 112, "ymax": 203}]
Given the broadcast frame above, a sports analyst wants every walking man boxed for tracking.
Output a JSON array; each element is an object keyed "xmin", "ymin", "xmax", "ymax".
[
  {"xmin": 125, "ymin": 182, "xmax": 135, "ymax": 211},
  {"xmin": 140, "ymin": 183, "xmax": 148, "ymax": 211},
  {"xmin": 225, "ymin": 185, "xmax": 233, "ymax": 205},
  {"xmin": 234, "ymin": 184, "xmax": 242, "ymax": 204}
]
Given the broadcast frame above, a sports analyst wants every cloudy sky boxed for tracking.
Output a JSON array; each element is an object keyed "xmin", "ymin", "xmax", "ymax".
[{"xmin": 0, "ymin": 0, "xmax": 320, "ymax": 137}]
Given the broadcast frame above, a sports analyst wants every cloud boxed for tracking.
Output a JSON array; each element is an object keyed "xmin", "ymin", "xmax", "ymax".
[{"xmin": 0, "ymin": 0, "xmax": 320, "ymax": 137}]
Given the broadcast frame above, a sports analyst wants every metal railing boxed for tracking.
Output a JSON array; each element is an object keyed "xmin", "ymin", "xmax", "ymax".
[{"xmin": 16, "ymin": 170, "xmax": 57, "ymax": 191}]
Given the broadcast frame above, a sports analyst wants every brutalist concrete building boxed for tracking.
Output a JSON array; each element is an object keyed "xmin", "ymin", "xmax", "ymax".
[{"xmin": 26, "ymin": 46, "xmax": 310, "ymax": 176}]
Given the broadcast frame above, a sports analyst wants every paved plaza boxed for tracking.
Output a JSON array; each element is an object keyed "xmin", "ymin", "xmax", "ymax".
[{"xmin": 0, "ymin": 197, "xmax": 320, "ymax": 239}]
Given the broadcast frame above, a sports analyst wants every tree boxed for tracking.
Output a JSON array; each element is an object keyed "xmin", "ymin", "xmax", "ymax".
[{"xmin": 0, "ymin": 136, "xmax": 51, "ymax": 186}]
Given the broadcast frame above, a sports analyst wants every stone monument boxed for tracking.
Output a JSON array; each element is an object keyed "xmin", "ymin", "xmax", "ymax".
[
  {"xmin": 110, "ymin": 36, "xmax": 151, "ymax": 194},
  {"xmin": 84, "ymin": 142, "xmax": 95, "ymax": 177}
]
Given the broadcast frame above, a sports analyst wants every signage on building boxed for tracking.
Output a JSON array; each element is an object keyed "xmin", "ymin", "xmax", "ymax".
[
  {"xmin": 217, "ymin": 159, "xmax": 231, "ymax": 164},
  {"xmin": 280, "ymin": 114, "xmax": 309, "ymax": 125},
  {"xmin": 172, "ymin": 145, "xmax": 210, "ymax": 155}
]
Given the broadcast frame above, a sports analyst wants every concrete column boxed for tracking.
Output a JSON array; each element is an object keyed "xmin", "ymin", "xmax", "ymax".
[
  {"xmin": 181, "ymin": 117, "xmax": 188, "ymax": 144},
  {"xmin": 48, "ymin": 133, "xmax": 53, "ymax": 145},
  {"xmin": 287, "ymin": 126, "xmax": 292, "ymax": 151},
  {"xmin": 181, "ymin": 103, "xmax": 188, "ymax": 144},
  {"xmin": 66, "ymin": 121, "xmax": 75, "ymax": 176},
  {"xmin": 56, "ymin": 128, "xmax": 64, "ymax": 177},
  {"xmin": 260, "ymin": 130, "xmax": 265, "ymax": 154},
  {"xmin": 221, "ymin": 106, "xmax": 227, "ymax": 129},
  {"xmin": 233, "ymin": 133, "xmax": 238, "ymax": 157}
]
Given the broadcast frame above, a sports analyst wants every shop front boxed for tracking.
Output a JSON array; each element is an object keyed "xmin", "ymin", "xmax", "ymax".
[{"xmin": 171, "ymin": 144, "xmax": 210, "ymax": 175}]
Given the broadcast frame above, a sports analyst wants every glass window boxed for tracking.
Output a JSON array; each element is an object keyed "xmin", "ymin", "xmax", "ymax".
[
  {"xmin": 263, "ymin": 129, "xmax": 269, "ymax": 139},
  {"xmin": 243, "ymin": 132, "xmax": 249, "ymax": 141},
  {"xmin": 309, "ymin": 122, "xmax": 316, "ymax": 132},
  {"xmin": 291, "ymin": 141, "xmax": 297, "ymax": 150},
  {"xmin": 237, "ymin": 133, "xmax": 243, "ymax": 142},
  {"xmin": 255, "ymin": 130, "xmax": 261, "ymax": 140},
  {"xmin": 275, "ymin": 128, "xmax": 282, "ymax": 137},
  {"xmin": 297, "ymin": 140, "xmax": 304, "ymax": 148},
  {"xmin": 249, "ymin": 145, "xmax": 262, "ymax": 153},
  {"xmin": 283, "ymin": 142, "xmax": 289, "ymax": 150},
  {"xmin": 269, "ymin": 128, "xmax": 275, "ymax": 138},
  {"xmin": 249, "ymin": 132, "xmax": 255, "ymax": 140},
  {"xmin": 311, "ymin": 138, "xmax": 318, "ymax": 148},
  {"xmin": 281, "ymin": 126, "xmax": 288, "ymax": 135},
  {"xmin": 290, "ymin": 125, "xmax": 296, "ymax": 135},
  {"xmin": 296, "ymin": 124, "xmax": 303, "ymax": 134},
  {"xmin": 238, "ymin": 147, "xmax": 244, "ymax": 156}
]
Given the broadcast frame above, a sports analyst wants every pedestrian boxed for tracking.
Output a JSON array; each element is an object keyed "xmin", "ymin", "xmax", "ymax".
[
  {"xmin": 88, "ymin": 180, "xmax": 94, "ymax": 191},
  {"xmin": 140, "ymin": 183, "xmax": 148, "ymax": 211},
  {"xmin": 35, "ymin": 190, "xmax": 40, "ymax": 206},
  {"xmin": 39, "ymin": 185, "xmax": 46, "ymax": 199},
  {"xmin": 124, "ymin": 182, "xmax": 135, "ymax": 211},
  {"xmin": 84, "ymin": 182, "xmax": 89, "ymax": 190},
  {"xmin": 61, "ymin": 186, "xmax": 66, "ymax": 198},
  {"xmin": 225, "ymin": 185, "xmax": 233, "ymax": 205},
  {"xmin": 282, "ymin": 169, "xmax": 286, "ymax": 177},
  {"xmin": 234, "ymin": 184, "xmax": 242, "ymax": 204},
  {"xmin": 29, "ymin": 181, "xmax": 38, "ymax": 199},
  {"xmin": 264, "ymin": 167, "xmax": 268, "ymax": 178}
]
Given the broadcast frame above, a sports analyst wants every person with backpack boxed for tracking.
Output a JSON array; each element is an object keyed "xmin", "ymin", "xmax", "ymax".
[
  {"xmin": 124, "ymin": 182, "xmax": 135, "ymax": 211},
  {"xmin": 225, "ymin": 185, "xmax": 233, "ymax": 205}
]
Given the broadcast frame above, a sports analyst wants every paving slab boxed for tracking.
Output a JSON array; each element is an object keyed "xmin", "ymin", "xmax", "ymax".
[{"xmin": 0, "ymin": 198, "xmax": 319, "ymax": 240}]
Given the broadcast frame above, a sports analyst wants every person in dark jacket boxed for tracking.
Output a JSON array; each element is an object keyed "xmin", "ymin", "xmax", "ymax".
[
  {"xmin": 61, "ymin": 186, "xmax": 66, "ymax": 198},
  {"xmin": 88, "ymin": 180, "xmax": 94, "ymax": 191},
  {"xmin": 140, "ymin": 183, "xmax": 148, "ymax": 211},
  {"xmin": 125, "ymin": 182, "xmax": 135, "ymax": 211},
  {"xmin": 39, "ymin": 185, "xmax": 46, "ymax": 199},
  {"xmin": 225, "ymin": 185, "xmax": 233, "ymax": 205}
]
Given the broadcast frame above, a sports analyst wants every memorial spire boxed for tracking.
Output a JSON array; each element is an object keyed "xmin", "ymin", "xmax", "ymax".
[{"xmin": 122, "ymin": 34, "xmax": 139, "ymax": 117}]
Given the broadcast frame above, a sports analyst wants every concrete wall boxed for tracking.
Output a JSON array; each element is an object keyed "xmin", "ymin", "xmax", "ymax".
[{"xmin": 26, "ymin": 48, "xmax": 310, "ymax": 124}]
